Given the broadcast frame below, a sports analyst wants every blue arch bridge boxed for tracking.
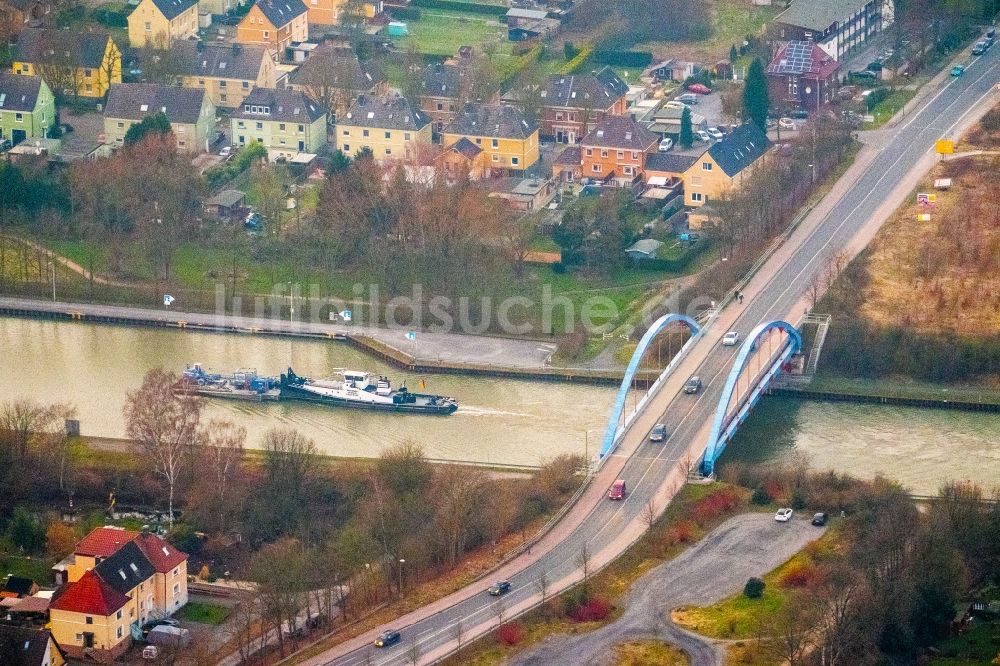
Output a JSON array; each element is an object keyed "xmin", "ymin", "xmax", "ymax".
[{"xmin": 598, "ymin": 313, "xmax": 803, "ymax": 477}]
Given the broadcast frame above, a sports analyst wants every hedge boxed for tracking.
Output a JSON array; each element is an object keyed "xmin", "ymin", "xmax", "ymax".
[
  {"xmin": 410, "ymin": 0, "xmax": 507, "ymax": 16},
  {"xmin": 389, "ymin": 6, "xmax": 421, "ymax": 19},
  {"xmin": 592, "ymin": 50, "xmax": 653, "ymax": 68},
  {"xmin": 559, "ymin": 43, "xmax": 593, "ymax": 74},
  {"xmin": 865, "ymin": 86, "xmax": 891, "ymax": 112},
  {"xmin": 91, "ymin": 5, "xmax": 128, "ymax": 27}
]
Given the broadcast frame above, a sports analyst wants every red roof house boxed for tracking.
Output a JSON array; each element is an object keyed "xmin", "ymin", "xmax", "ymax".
[
  {"xmin": 73, "ymin": 527, "xmax": 140, "ymax": 558},
  {"xmin": 49, "ymin": 570, "xmax": 129, "ymax": 616},
  {"xmin": 133, "ymin": 531, "xmax": 187, "ymax": 573}
]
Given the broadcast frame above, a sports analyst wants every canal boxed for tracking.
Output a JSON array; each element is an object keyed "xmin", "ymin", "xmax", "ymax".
[{"xmin": 1, "ymin": 317, "xmax": 997, "ymax": 492}]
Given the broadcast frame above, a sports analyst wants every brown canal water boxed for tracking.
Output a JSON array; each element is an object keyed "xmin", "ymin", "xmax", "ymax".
[{"xmin": 1, "ymin": 317, "xmax": 997, "ymax": 492}]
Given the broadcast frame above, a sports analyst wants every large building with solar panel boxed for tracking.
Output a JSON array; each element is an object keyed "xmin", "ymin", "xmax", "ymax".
[
  {"xmin": 765, "ymin": 41, "xmax": 842, "ymax": 111},
  {"xmin": 769, "ymin": 0, "xmax": 892, "ymax": 61}
]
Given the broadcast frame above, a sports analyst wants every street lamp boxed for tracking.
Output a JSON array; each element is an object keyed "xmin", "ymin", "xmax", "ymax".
[
  {"xmin": 47, "ymin": 261, "xmax": 55, "ymax": 302},
  {"xmin": 398, "ymin": 558, "xmax": 406, "ymax": 598}
]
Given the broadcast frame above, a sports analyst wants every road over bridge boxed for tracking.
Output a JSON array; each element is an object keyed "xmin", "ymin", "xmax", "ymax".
[{"xmin": 296, "ymin": 47, "xmax": 1000, "ymax": 666}]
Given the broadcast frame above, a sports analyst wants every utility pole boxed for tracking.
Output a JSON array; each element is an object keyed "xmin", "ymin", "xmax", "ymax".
[{"xmin": 48, "ymin": 261, "xmax": 55, "ymax": 301}]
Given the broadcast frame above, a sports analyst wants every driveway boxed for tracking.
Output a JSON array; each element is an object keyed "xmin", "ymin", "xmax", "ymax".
[{"xmin": 512, "ymin": 513, "xmax": 825, "ymax": 666}]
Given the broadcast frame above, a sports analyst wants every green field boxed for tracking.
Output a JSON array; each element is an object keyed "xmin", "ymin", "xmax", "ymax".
[
  {"xmin": 176, "ymin": 601, "xmax": 231, "ymax": 625},
  {"xmin": 402, "ymin": 10, "xmax": 507, "ymax": 56}
]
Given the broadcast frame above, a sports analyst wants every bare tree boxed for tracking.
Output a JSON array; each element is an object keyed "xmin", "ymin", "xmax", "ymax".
[
  {"xmin": 450, "ymin": 619, "xmax": 464, "ymax": 649},
  {"xmin": 197, "ymin": 418, "xmax": 245, "ymax": 521},
  {"xmin": 577, "ymin": 542, "xmax": 592, "ymax": 584},
  {"xmin": 641, "ymin": 498, "xmax": 658, "ymax": 531},
  {"xmin": 766, "ymin": 590, "xmax": 818, "ymax": 666},
  {"xmin": 430, "ymin": 465, "xmax": 489, "ymax": 567},
  {"xmin": 123, "ymin": 369, "xmax": 202, "ymax": 527},
  {"xmin": 492, "ymin": 597, "xmax": 507, "ymax": 627},
  {"xmin": 534, "ymin": 566, "xmax": 550, "ymax": 604},
  {"xmin": 405, "ymin": 634, "xmax": 421, "ymax": 666}
]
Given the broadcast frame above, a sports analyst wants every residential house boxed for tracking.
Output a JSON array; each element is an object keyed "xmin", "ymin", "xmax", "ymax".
[
  {"xmin": 442, "ymin": 103, "xmax": 537, "ymax": 173},
  {"xmin": 505, "ymin": 7, "xmax": 558, "ymax": 41},
  {"xmin": 766, "ymin": 41, "xmax": 841, "ymax": 112},
  {"xmin": 236, "ymin": 0, "xmax": 308, "ymax": 57},
  {"xmin": 625, "ymin": 238, "xmax": 664, "ymax": 261},
  {"xmin": 231, "ymin": 86, "xmax": 327, "ymax": 157},
  {"xmin": 683, "ymin": 122, "xmax": 771, "ymax": 216},
  {"xmin": 286, "ymin": 44, "xmax": 386, "ymax": 120},
  {"xmin": 0, "ymin": 626, "xmax": 66, "ymax": 666},
  {"xmin": 103, "ymin": 83, "xmax": 215, "ymax": 153},
  {"xmin": 127, "ymin": 0, "xmax": 198, "ymax": 48},
  {"xmin": 0, "ymin": 0, "xmax": 53, "ymax": 37},
  {"xmin": 436, "ymin": 136, "xmax": 489, "ymax": 181},
  {"xmin": 505, "ymin": 66, "xmax": 628, "ymax": 144},
  {"xmin": 769, "ymin": 0, "xmax": 889, "ymax": 61},
  {"xmin": 636, "ymin": 100, "xmax": 707, "ymax": 140},
  {"xmin": 572, "ymin": 115, "xmax": 658, "ymax": 187},
  {"xmin": 415, "ymin": 63, "xmax": 464, "ymax": 132},
  {"xmin": 643, "ymin": 151, "xmax": 699, "ymax": 189},
  {"xmin": 337, "ymin": 94, "xmax": 430, "ymax": 162},
  {"xmin": 642, "ymin": 59, "xmax": 699, "ymax": 83},
  {"xmin": 12, "ymin": 28, "xmax": 122, "ymax": 98},
  {"xmin": 1, "ymin": 575, "xmax": 40, "ymax": 599},
  {"xmin": 174, "ymin": 40, "xmax": 275, "ymax": 109},
  {"xmin": 0, "ymin": 72, "xmax": 54, "ymax": 144},
  {"xmin": 551, "ymin": 144, "xmax": 580, "ymax": 182},
  {"xmin": 489, "ymin": 177, "xmax": 554, "ymax": 212},
  {"xmin": 48, "ymin": 527, "xmax": 188, "ymax": 662}
]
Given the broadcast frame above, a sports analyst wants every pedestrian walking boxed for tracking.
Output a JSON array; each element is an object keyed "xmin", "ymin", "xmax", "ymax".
[{"xmin": 738, "ymin": 292, "xmax": 744, "ymax": 304}]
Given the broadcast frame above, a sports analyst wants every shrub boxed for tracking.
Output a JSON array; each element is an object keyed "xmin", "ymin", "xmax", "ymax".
[
  {"xmin": 744, "ymin": 577, "xmax": 765, "ymax": 599},
  {"xmin": 690, "ymin": 487, "xmax": 742, "ymax": 525},
  {"xmin": 670, "ymin": 519, "xmax": 694, "ymax": 544},
  {"xmin": 411, "ymin": 0, "xmax": 506, "ymax": 15},
  {"xmin": 763, "ymin": 479, "xmax": 785, "ymax": 503},
  {"xmin": 779, "ymin": 561, "xmax": 823, "ymax": 588},
  {"xmin": 564, "ymin": 41, "xmax": 579, "ymax": 60},
  {"xmin": 570, "ymin": 596, "xmax": 611, "ymax": 622},
  {"xmin": 495, "ymin": 621, "xmax": 525, "ymax": 645},
  {"xmin": 751, "ymin": 485, "xmax": 771, "ymax": 505}
]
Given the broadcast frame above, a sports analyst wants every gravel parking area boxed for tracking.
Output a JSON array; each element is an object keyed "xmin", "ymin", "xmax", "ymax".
[{"xmin": 513, "ymin": 512, "xmax": 825, "ymax": 666}]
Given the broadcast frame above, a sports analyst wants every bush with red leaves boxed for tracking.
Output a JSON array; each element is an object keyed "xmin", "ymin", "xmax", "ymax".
[
  {"xmin": 779, "ymin": 562, "xmax": 824, "ymax": 589},
  {"xmin": 496, "ymin": 621, "xmax": 525, "ymax": 646},
  {"xmin": 690, "ymin": 487, "xmax": 742, "ymax": 525},
  {"xmin": 570, "ymin": 597, "xmax": 612, "ymax": 622}
]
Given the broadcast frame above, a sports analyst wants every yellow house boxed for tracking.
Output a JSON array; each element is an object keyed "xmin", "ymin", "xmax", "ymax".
[
  {"xmin": 683, "ymin": 122, "xmax": 771, "ymax": 211},
  {"xmin": 231, "ymin": 86, "xmax": 327, "ymax": 158},
  {"xmin": 49, "ymin": 527, "xmax": 189, "ymax": 662},
  {"xmin": 236, "ymin": 0, "xmax": 307, "ymax": 56},
  {"xmin": 0, "ymin": 625, "xmax": 66, "ymax": 666},
  {"xmin": 338, "ymin": 94, "xmax": 431, "ymax": 162},
  {"xmin": 174, "ymin": 40, "xmax": 275, "ymax": 109},
  {"xmin": 128, "ymin": 0, "xmax": 198, "ymax": 48},
  {"xmin": 103, "ymin": 82, "xmax": 216, "ymax": 153},
  {"xmin": 442, "ymin": 103, "xmax": 538, "ymax": 173},
  {"xmin": 11, "ymin": 28, "xmax": 121, "ymax": 98}
]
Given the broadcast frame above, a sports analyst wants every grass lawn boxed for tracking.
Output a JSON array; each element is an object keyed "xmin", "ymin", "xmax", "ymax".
[
  {"xmin": 402, "ymin": 10, "xmax": 507, "ymax": 56},
  {"xmin": 614, "ymin": 640, "xmax": 690, "ymax": 665},
  {"xmin": 928, "ymin": 620, "xmax": 1000, "ymax": 666},
  {"xmin": 865, "ymin": 89, "xmax": 917, "ymax": 129},
  {"xmin": 0, "ymin": 555, "xmax": 56, "ymax": 586},
  {"xmin": 636, "ymin": 0, "xmax": 780, "ymax": 63},
  {"xmin": 177, "ymin": 601, "xmax": 232, "ymax": 625}
]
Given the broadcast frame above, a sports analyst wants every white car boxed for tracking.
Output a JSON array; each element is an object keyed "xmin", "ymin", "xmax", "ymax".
[
  {"xmin": 722, "ymin": 331, "xmax": 740, "ymax": 346},
  {"xmin": 778, "ymin": 117, "xmax": 796, "ymax": 131},
  {"xmin": 695, "ymin": 129, "xmax": 711, "ymax": 142},
  {"xmin": 658, "ymin": 137, "xmax": 674, "ymax": 152},
  {"xmin": 774, "ymin": 508, "xmax": 794, "ymax": 522},
  {"xmin": 707, "ymin": 127, "xmax": 725, "ymax": 141},
  {"xmin": 219, "ymin": 145, "xmax": 232, "ymax": 157}
]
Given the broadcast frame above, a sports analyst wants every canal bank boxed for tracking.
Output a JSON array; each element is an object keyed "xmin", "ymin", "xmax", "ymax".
[
  {"xmin": 0, "ymin": 295, "xmax": 661, "ymax": 385},
  {"xmin": 772, "ymin": 375, "xmax": 1000, "ymax": 412}
]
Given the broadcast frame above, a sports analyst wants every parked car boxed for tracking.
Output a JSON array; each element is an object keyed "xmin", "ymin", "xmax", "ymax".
[
  {"xmin": 778, "ymin": 117, "xmax": 796, "ymax": 130},
  {"xmin": 706, "ymin": 127, "xmax": 724, "ymax": 141},
  {"xmin": 951, "ymin": 64, "xmax": 965, "ymax": 76},
  {"xmin": 219, "ymin": 145, "xmax": 232, "ymax": 157},
  {"xmin": 648, "ymin": 423, "xmax": 668, "ymax": 442},
  {"xmin": 972, "ymin": 41, "xmax": 988, "ymax": 55},
  {"xmin": 765, "ymin": 118, "xmax": 777, "ymax": 129},
  {"xmin": 683, "ymin": 376, "xmax": 702, "ymax": 394},
  {"xmin": 374, "ymin": 630, "xmax": 401, "ymax": 648},
  {"xmin": 695, "ymin": 129, "xmax": 711, "ymax": 142},
  {"xmin": 987, "ymin": 27, "xmax": 996, "ymax": 39},
  {"xmin": 488, "ymin": 580, "xmax": 511, "ymax": 596},
  {"xmin": 676, "ymin": 93, "xmax": 699, "ymax": 105},
  {"xmin": 608, "ymin": 479, "xmax": 626, "ymax": 500},
  {"xmin": 774, "ymin": 508, "xmax": 794, "ymax": 523},
  {"xmin": 658, "ymin": 137, "xmax": 674, "ymax": 152},
  {"xmin": 849, "ymin": 69, "xmax": 878, "ymax": 81},
  {"xmin": 811, "ymin": 512, "xmax": 829, "ymax": 526},
  {"xmin": 142, "ymin": 618, "xmax": 179, "ymax": 638},
  {"xmin": 789, "ymin": 108, "xmax": 809, "ymax": 120},
  {"xmin": 866, "ymin": 61, "xmax": 884, "ymax": 72},
  {"xmin": 244, "ymin": 211, "xmax": 263, "ymax": 232},
  {"xmin": 687, "ymin": 83, "xmax": 712, "ymax": 95},
  {"xmin": 722, "ymin": 331, "xmax": 740, "ymax": 346}
]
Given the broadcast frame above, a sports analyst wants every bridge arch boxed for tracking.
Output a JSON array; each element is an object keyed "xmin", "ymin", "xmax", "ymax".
[
  {"xmin": 598, "ymin": 313, "xmax": 700, "ymax": 462},
  {"xmin": 701, "ymin": 320, "xmax": 802, "ymax": 476}
]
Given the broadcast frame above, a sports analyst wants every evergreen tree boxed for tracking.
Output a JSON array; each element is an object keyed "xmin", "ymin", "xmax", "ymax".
[
  {"xmin": 742, "ymin": 57, "xmax": 770, "ymax": 130},
  {"xmin": 679, "ymin": 106, "xmax": 694, "ymax": 148},
  {"xmin": 729, "ymin": 44, "xmax": 738, "ymax": 63},
  {"xmin": 123, "ymin": 112, "xmax": 172, "ymax": 146}
]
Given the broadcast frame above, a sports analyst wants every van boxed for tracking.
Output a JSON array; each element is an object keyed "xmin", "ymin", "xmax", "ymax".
[{"xmin": 608, "ymin": 479, "xmax": 626, "ymax": 500}]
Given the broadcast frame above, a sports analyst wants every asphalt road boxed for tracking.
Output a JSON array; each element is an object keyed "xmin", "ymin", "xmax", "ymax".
[
  {"xmin": 299, "ymin": 44, "xmax": 1000, "ymax": 666},
  {"xmin": 512, "ymin": 513, "xmax": 825, "ymax": 666}
]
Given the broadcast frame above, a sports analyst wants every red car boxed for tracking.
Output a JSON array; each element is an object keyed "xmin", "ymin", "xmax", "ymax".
[{"xmin": 687, "ymin": 83, "xmax": 712, "ymax": 95}]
